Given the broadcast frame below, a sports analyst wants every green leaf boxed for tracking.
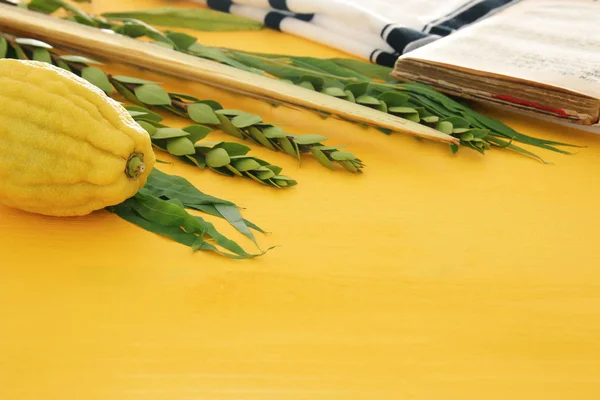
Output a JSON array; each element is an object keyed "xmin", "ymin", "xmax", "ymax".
[
  {"xmin": 215, "ymin": 114, "xmax": 244, "ymax": 139},
  {"xmin": 112, "ymin": 75, "xmax": 159, "ymax": 84},
  {"xmin": 15, "ymin": 38, "xmax": 53, "ymax": 49},
  {"xmin": 356, "ymin": 95, "xmax": 381, "ymax": 106},
  {"xmin": 118, "ymin": 21, "xmax": 148, "ymax": 38},
  {"xmin": 188, "ymin": 103, "xmax": 221, "ymax": 124},
  {"xmin": 32, "ymin": 48, "xmax": 52, "ymax": 63},
  {"xmin": 377, "ymin": 92, "xmax": 411, "ymax": 107},
  {"xmin": 298, "ymin": 81, "xmax": 315, "ymax": 91},
  {"xmin": 167, "ymin": 137, "xmax": 196, "ymax": 155},
  {"xmin": 231, "ymin": 113, "xmax": 262, "ymax": 128},
  {"xmin": 60, "ymin": 55, "xmax": 103, "ymax": 64},
  {"xmin": 215, "ymin": 142, "xmax": 251, "ymax": 157},
  {"xmin": 27, "ymin": 0, "xmax": 62, "ymax": 14},
  {"xmin": 254, "ymin": 168, "xmax": 275, "ymax": 180},
  {"xmin": 450, "ymin": 143, "xmax": 459, "ymax": 154},
  {"xmin": 435, "ymin": 121, "xmax": 454, "ymax": 135},
  {"xmin": 261, "ymin": 126, "xmax": 287, "ymax": 139},
  {"xmin": 338, "ymin": 160, "xmax": 359, "ymax": 173},
  {"xmin": 441, "ymin": 116, "xmax": 471, "ymax": 129},
  {"xmin": 164, "ymin": 31, "xmax": 198, "ymax": 50},
  {"xmin": 421, "ymin": 116, "xmax": 439, "ymax": 123},
  {"xmin": 81, "ymin": 66, "xmax": 113, "ymax": 93},
  {"xmin": 206, "ymin": 148, "xmax": 231, "ymax": 168},
  {"xmin": 135, "ymin": 120, "xmax": 158, "ymax": 136},
  {"xmin": 232, "ymin": 158, "xmax": 261, "ymax": 172},
  {"xmin": 183, "ymin": 125, "xmax": 212, "ymax": 143},
  {"xmin": 152, "ymin": 127, "xmax": 190, "ymax": 140},
  {"xmin": 134, "ymin": 84, "xmax": 171, "ymax": 105},
  {"xmin": 0, "ymin": 37, "xmax": 7, "ymax": 59},
  {"xmin": 247, "ymin": 127, "xmax": 276, "ymax": 151},
  {"xmin": 278, "ymin": 137, "xmax": 298, "ymax": 158},
  {"xmin": 108, "ymin": 191, "xmax": 262, "ymax": 259},
  {"xmin": 216, "ymin": 109, "xmax": 246, "ymax": 117},
  {"xmin": 345, "ymin": 82, "xmax": 370, "ymax": 97},
  {"xmin": 126, "ymin": 106, "xmax": 163, "ymax": 122},
  {"xmin": 331, "ymin": 58, "xmax": 393, "ymax": 81},
  {"xmin": 102, "ymin": 8, "xmax": 263, "ymax": 31},
  {"xmin": 389, "ymin": 106, "xmax": 417, "ymax": 114},
  {"xmin": 461, "ymin": 132, "xmax": 475, "ymax": 142},
  {"xmin": 292, "ymin": 134, "xmax": 328, "ymax": 145},
  {"xmin": 330, "ymin": 151, "xmax": 357, "ymax": 161},
  {"xmin": 187, "ymin": 44, "xmax": 258, "ymax": 72},
  {"xmin": 322, "ymin": 87, "xmax": 346, "ymax": 97},
  {"xmin": 311, "ymin": 147, "xmax": 334, "ymax": 170}
]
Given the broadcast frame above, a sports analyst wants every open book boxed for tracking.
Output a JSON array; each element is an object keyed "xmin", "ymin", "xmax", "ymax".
[{"xmin": 391, "ymin": 0, "xmax": 600, "ymax": 126}]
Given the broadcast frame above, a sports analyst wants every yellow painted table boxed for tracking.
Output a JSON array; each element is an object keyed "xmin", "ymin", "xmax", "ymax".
[{"xmin": 1, "ymin": 1, "xmax": 600, "ymax": 398}]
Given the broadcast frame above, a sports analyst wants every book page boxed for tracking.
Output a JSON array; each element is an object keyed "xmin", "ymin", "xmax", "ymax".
[{"xmin": 399, "ymin": 0, "xmax": 600, "ymax": 99}]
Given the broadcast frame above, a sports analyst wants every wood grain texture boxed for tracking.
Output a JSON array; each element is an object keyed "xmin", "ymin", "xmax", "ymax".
[
  {"xmin": 1, "ymin": 1, "xmax": 600, "ymax": 399},
  {"xmin": 0, "ymin": 4, "xmax": 457, "ymax": 144}
]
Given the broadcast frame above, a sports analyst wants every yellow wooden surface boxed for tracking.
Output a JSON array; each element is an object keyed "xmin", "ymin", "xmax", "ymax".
[{"xmin": 2, "ymin": 1, "xmax": 600, "ymax": 399}]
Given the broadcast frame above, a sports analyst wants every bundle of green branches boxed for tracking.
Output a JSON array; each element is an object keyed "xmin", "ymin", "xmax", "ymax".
[
  {"xmin": 22, "ymin": 0, "xmax": 578, "ymax": 162},
  {"xmin": 0, "ymin": 31, "xmax": 364, "ymax": 180}
]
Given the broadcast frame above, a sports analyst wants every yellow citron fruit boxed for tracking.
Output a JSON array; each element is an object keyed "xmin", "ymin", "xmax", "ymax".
[{"xmin": 0, "ymin": 59, "xmax": 156, "ymax": 217}]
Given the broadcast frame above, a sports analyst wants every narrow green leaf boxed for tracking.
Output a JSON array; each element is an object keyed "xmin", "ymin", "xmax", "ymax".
[
  {"xmin": 109, "ymin": 191, "xmax": 261, "ymax": 259},
  {"xmin": 331, "ymin": 58, "xmax": 393, "ymax": 81},
  {"xmin": 338, "ymin": 160, "xmax": 359, "ymax": 173},
  {"xmin": 102, "ymin": 8, "xmax": 263, "ymax": 31},
  {"xmin": 112, "ymin": 81, "xmax": 143, "ymax": 106},
  {"xmin": 26, "ymin": 0, "xmax": 62, "ymax": 14},
  {"xmin": 215, "ymin": 113, "xmax": 245, "ymax": 139},
  {"xmin": 311, "ymin": 147, "xmax": 334, "ymax": 170},
  {"xmin": 248, "ymin": 127, "xmax": 276, "ymax": 150},
  {"xmin": 279, "ymin": 137, "xmax": 298, "ymax": 158},
  {"xmin": 112, "ymin": 75, "xmax": 159, "ymax": 84}
]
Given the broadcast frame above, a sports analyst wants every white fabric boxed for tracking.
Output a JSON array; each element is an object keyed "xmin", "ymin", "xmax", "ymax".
[{"xmin": 195, "ymin": 0, "xmax": 520, "ymax": 65}]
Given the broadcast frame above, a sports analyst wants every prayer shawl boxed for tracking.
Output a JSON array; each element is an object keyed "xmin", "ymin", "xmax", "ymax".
[{"xmin": 195, "ymin": 0, "xmax": 521, "ymax": 66}]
